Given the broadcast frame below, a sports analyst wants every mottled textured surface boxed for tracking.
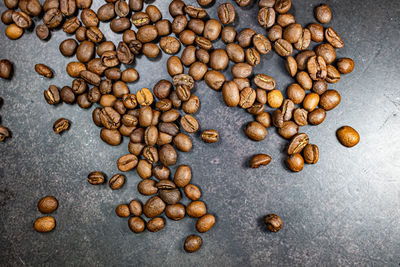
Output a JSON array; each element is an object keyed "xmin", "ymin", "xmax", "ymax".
[{"xmin": 1, "ymin": 0, "xmax": 400, "ymax": 266}]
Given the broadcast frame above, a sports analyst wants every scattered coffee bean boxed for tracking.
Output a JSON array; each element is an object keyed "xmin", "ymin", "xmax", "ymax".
[
  {"xmin": 184, "ymin": 235, "xmax": 202, "ymax": 253},
  {"xmin": 109, "ymin": 174, "xmax": 125, "ymax": 190},
  {"xmin": 53, "ymin": 118, "xmax": 70, "ymax": 134},
  {"xmin": 201, "ymin": 129, "xmax": 219, "ymax": 143},
  {"xmin": 336, "ymin": 126, "xmax": 360, "ymax": 147},
  {"xmin": 249, "ymin": 154, "xmax": 271, "ymax": 168},
  {"xmin": 34, "ymin": 216, "xmax": 56, "ymax": 233},
  {"xmin": 285, "ymin": 153, "xmax": 304, "ymax": 172},
  {"xmin": 88, "ymin": 171, "xmax": 106, "ymax": 185},
  {"xmin": 303, "ymin": 144, "xmax": 319, "ymax": 164},
  {"xmin": 37, "ymin": 196, "xmax": 58, "ymax": 214},
  {"xmin": 264, "ymin": 214, "xmax": 282, "ymax": 232}
]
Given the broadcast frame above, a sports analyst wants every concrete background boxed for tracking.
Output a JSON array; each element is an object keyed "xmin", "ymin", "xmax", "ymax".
[{"xmin": 1, "ymin": 0, "xmax": 399, "ymax": 266}]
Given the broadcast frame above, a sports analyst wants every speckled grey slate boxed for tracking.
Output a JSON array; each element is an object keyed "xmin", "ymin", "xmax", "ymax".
[{"xmin": 1, "ymin": 0, "xmax": 400, "ymax": 266}]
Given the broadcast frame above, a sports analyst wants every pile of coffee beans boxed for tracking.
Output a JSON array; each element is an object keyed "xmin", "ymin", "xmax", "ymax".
[{"xmin": 34, "ymin": 195, "xmax": 58, "ymax": 232}]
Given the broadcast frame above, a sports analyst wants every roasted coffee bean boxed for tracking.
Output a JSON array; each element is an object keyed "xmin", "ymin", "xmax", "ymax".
[
  {"xmin": 221, "ymin": 26, "xmax": 236, "ymax": 43},
  {"xmin": 237, "ymin": 28, "xmax": 256, "ymax": 48},
  {"xmin": 86, "ymin": 27, "xmax": 103, "ymax": 43},
  {"xmin": 312, "ymin": 80, "xmax": 327, "ymax": 95},
  {"xmin": 264, "ymin": 214, "xmax": 282, "ymax": 232},
  {"xmin": 5, "ymin": 23, "xmax": 24, "ymax": 40},
  {"xmin": 226, "ymin": 43, "xmax": 245, "ymax": 63},
  {"xmin": 76, "ymin": 41, "xmax": 95, "ymax": 63},
  {"xmin": 153, "ymin": 164, "xmax": 170, "ymax": 180},
  {"xmin": 71, "ymin": 78, "xmax": 87, "ymax": 95},
  {"xmin": 121, "ymin": 114, "xmax": 138, "ymax": 127},
  {"xmin": 43, "ymin": 8, "xmax": 62, "ymax": 29},
  {"xmin": 38, "ymin": 196, "xmax": 58, "ymax": 214},
  {"xmin": 294, "ymin": 28, "xmax": 311, "ymax": 51},
  {"xmin": 181, "ymin": 46, "xmax": 196, "ymax": 66},
  {"xmin": 195, "ymin": 36, "xmax": 212, "ymax": 50},
  {"xmin": 259, "ymin": 0, "xmax": 276, "ymax": 7},
  {"xmin": 179, "ymin": 29, "xmax": 196, "ymax": 45},
  {"xmin": 100, "ymin": 94, "xmax": 117, "ymax": 107},
  {"xmin": 303, "ymin": 144, "xmax": 319, "ymax": 164},
  {"xmin": 5, "ymin": 0, "xmax": 18, "ymax": 9},
  {"xmin": 131, "ymin": 12, "xmax": 150, "ymax": 27},
  {"xmin": 283, "ymin": 23, "xmax": 302, "ymax": 43},
  {"xmin": 115, "ymin": 0, "xmax": 129, "ymax": 17},
  {"xmin": 326, "ymin": 65, "xmax": 341, "ymax": 83},
  {"xmin": 275, "ymin": 0, "xmax": 291, "ymax": 13},
  {"xmin": 60, "ymin": 39, "xmax": 78, "ymax": 57},
  {"xmin": 81, "ymin": 8, "xmax": 98, "ymax": 27},
  {"xmin": 75, "ymin": 26, "xmax": 87, "ymax": 41},
  {"xmin": 267, "ymin": 89, "xmax": 283, "ymax": 108},
  {"xmin": 255, "ymin": 112, "xmax": 271, "ymax": 128},
  {"xmin": 137, "ymin": 88, "xmax": 154, "ymax": 106},
  {"xmin": 296, "ymin": 71, "xmax": 312, "ymax": 90},
  {"xmin": 63, "ymin": 17, "xmax": 80, "ymax": 34},
  {"xmin": 233, "ymin": 78, "xmax": 250, "ymax": 90},
  {"xmin": 100, "ymin": 128, "xmax": 122, "ymax": 146},
  {"xmin": 156, "ymin": 19, "xmax": 171, "ymax": 36},
  {"xmin": 60, "ymin": 0, "xmax": 76, "ymax": 16},
  {"xmin": 155, "ymin": 180, "xmax": 176, "ymax": 190},
  {"xmin": 176, "ymin": 85, "xmax": 191, "ymax": 102},
  {"xmin": 232, "ymin": 63, "xmax": 253, "ymax": 78},
  {"xmin": 186, "ymin": 200, "xmax": 206, "ymax": 218},
  {"xmin": 222, "ymin": 81, "xmax": 240, "ymax": 107},
  {"xmin": 205, "ymin": 70, "xmax": 226, "ymax": 91},
  {"xmin": 315, "ymin": 4, "xmax": 332, "ymax": 24},
  {"xmin": 138, "ymin": 25, "xmax": 159, "ymax": 43},
  {"xmin": 146, "ymin": 5, "xmax": 162, "ymax": 23},
  {"xmin": 0, "ymin": 59, "xmax": 13, "ymax": 79},
  {"xmin": 110, "ymin": 17, "xmax": 131, "ymax": 33},
  {"xmin": 144, "ymin": 127, "xmax": 159, "ymax": 147},
  {"xmin": 247, "ymin": 102, "xmax": 265, "ymax": 115},
  {"xmin": 236, "ymin": 0, "xmax": 251, "ymax": 7},
  {"xmin": 44, "ymin": 85, "xmax": 61, "ymax": 105},
  {"xmin": 159, "ymin": 144, "xmax": 177, "ymax": 166},
  {"xmin": 156, "ymin": 99, "xmax": 172, "ymax": 112},
  {"xmin": 239, "ymin": 87, "xmax": 256, "ymax": 109},
  {"xmin": 35, "ymin": 24, "xmax": 50, "ymax": 40},
  {"xmin": 245, "ymin": 121, "xmax": 268, "ymax": 141},
  {"xmin": 286, "ymin": 153, "xmax": 304, "ymax": 172},
  {"xmin": 180, "ymin": 115, "xmax": 199, "ymax": 133},
  {"xmin": 293, "ymin": 108, "xmax": 308, "ymax": 126},
  {"xmin": 189, "ymin": 62, "xmax": 207, "ymax": 81},
  {"xmin": 34, "ymin": 216, "xmax": 56, "ymax": 233},
  {"xmin": 53, "ymin": 118, "xmax": 70, "ymax": 134},
  {"xmin": 128, "ymin": 217, "xmax": 145, "ymax": 233},
  {"xmin": 253, "ymin": 34, "xmax": 271, "ymax": 55},
  {"xmin": 97, "ymin": 3, "xmax": 115, "ymax": 21},
  {"xmin": 307, "ymin": 23, "xmax": 324, "ymax": 43},
  {"xmin": 66, "ymin": 61, "xmax": 86, "ymax": 78},
  {"xmin": 245, "ymin": 48, "xmax": 261, "ymax": 66},
  {"xmin": 337, "ymin": 126, "xmax": 360, "ymax": 147},
  {"xmin": 147, "ymin": 217, "xmax": 165, "ymax": 232},
  {"xmin": 165, "ymin": 203, "xmax": 186, "ymax": 220},
  {"xmin": 278, "ymin": 121, "xmax": 298, "ymax": 139},
  {"xmin": 320, "ymin": 90, "xmax": 341, "ymax": 111},
  {"xmin": 173, "ymin": 74, "xmax": 194, "ymax": 91},
  {"xmin": 167, "ymin": 56, "xmax": 183, "ymax": 76},
  {"xmin": 77, "ymin": 93, "xmax": 92, "ymax": 109},
  {"xmin": 285, "ymin": 56, "xmax": 297, "ymax": 77},
  {"xmin": 1, "ymin": 10, "xmax": 14, "ymax": 25},
  {"xmin": 100, "ymin": 107, "xmax": 121, "ymax": 130},
  {"xmin": 109, "ymin": 174, "xmax": 125, "ymax": 190},
  {"xmin": 76, "ymin": 0, "xmax": 91, "ymax": 9},
  {"xmin": 12, "ymin": 11, "xmax": 32, "ymax": 29},
  {"xmin": 274, "ymin": 38, "xmax": 293, "ymax": 57},
  {"xmin": 122, "ymin": 30, "xmax": 136, "ymax": 44},
  {"xmin": 184, "ymin": 235, "xmax": 202, "ymax": 253},
  {"xmin": 153, "ymin": 81, "xmax": 172, "ymax": 100},
  {"xmin": 138, "ymin": 179, "xmax": 158, "ymax": 196},
  {"xmin": 287, "ymin": 133, "xmax": 309, "ymax": 155},
  {"xmin": 282, "ymin": 99, "xmax": 295, "ymax": 121},
  {"xmin": 87, "ymin": 59, "xmax": 107, "ymax": 76},
  {"xmin": 138, "ymin": 106, "xmax": 153, "ymax": 128},
  {"xmin": 105, "ymin": 68, "xmax": 122, "ymax": 81},
  {"xmin": 60, "ymin": 86, "xmax": 76, "ymax": 104},
  {"xmin": 296, "ymin": 50, "xmax": 316, "ymax": 71},
  {"xmin": 315, "ymin": 43, "xmax": 336, "ymax": 65},
  {"xmin": 184, "ymin": 184, "xmax": 201, "ymax": 201},
  {"xmin": 173, "ymin": 133, "xmax": 193, "ymax": 152},
  {"xmin": 308, "ymin": 108, "xmax": 326, "ymax": 125},
  {"xmin": 158, "ymin": 122, "xmax": 179, "ymax": 137},
  {"xmin": 258, "ymin": 7, "xmax": 275, "ymax": 28},
  {"xmin": 129, "ymin": 0, "xmax": 143, "ymax": 12},
  {"xmin": 249, "ymin": 154, "xmax": 271, "ymax": 168},
  {"xmin": 129, "ymin": 200, "xmax": 142, "ymax": 216},
  {"xmin": 144, "ymin": 196, "xmax": 166, "ymax": 218},
  {"xmin": 303, "ymin": 93, "xmax": 320, "ymax": 112},
  {"xmin": 0, "ymin": 126, "xmax": 10, "ymax": 142},
  {"xmin": 307, "ymin": 56, "xmax": 327, "ymax": 80},
  {"xmin": 173, "ymin": 165, "xmax": 192, "ymax": 188},
  {"xmin": 184, "ymin": 5, "xmax": 207, "ymax": 19},
  {"xmin": 197, "ymin": 0, "xmax": 212, "ymax": 6},
  {"xmin": 117, "ymin": 42, "xmax": 134, "ymax": 64},
  {"xmin": 130, "ymin": 128, "xmax": 145, "ymax": 143},
  {"xmin": 255, "ymin": 88, "xmax": 267, "ymax": 104},
  {"xmin": 171, "ymin": 15, "xmax": 187, "ymax": 35},
  {"xmin": 210, "ymin": 49, "xmax": 229, "ymax": 70},
  {"xmin": 325, "ymin": 27, "xmax": 344, "ymax": 49},
  {"xmin": 278, "ymin": 12, "xmax": 300, "ymax": 27},
  {"xmin": 218, "ymin": 3, "xmax": 235, "ymax": 24},
  {"xmin": 169, "ymin": 0, "xmax": 185, "ymax": 17},
  {"xmin": 117, "ymin": 154, "xmax": 138, "ymax": 172},
  {"xmin": 268, "ymin": 25, "xmax": 282, "ymax": 42},
  {"xmin": 128, "ymin": 142, "xmax": 145, "ymax": 156},
  {"xmin": 159, "ymin": 36, "xmax": 181, "ymax": 55},
  {"xmin": 254, "ymin": 74, "xmax": 276, "ymax": 91},
  {"xmin": 88, "ymin": 171, "xmax": 106, "ymax": 185},
  {"xmin": 35, "ymin": 64, "xmax": 53, "ymax": 78},
  {"xmin": 196, "ymin": 214, "xmax": 215, "ymax": 233},
  {"xmin": 115, "ymin": 204, "xmax": 130, "ymax": 217},
  {"xmin": 337, "ymin": 58, "xmax": 354, "ymax": 74}
]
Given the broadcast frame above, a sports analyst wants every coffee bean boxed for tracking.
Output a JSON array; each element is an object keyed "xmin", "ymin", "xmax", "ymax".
[
  {"xmin": 114, "ymin": 0, "xmax": 129, "ymax": 18},
  {"xmin": 245, "ymin": 48, "xmax": 261, "ymax": 66},
  {"xmin": 171, "ymin": 15, "xmax": 187, "ymax": 34},
  {"xmin": 237, "ymin": 28, "xmax": 256, "ymax": 48},
  {"xmin": 315, "ymin": 4, "xmax": 332, "ymax": 24},
  {"xmin": 308, "ymin": 108, "xmax": 326, "ymax": 125},
  {"xmin": 307, "ymin": 56, "xmax": 327, "ymax": 80},
  {"xmin": 0, "ymin": 59, "xmax": 13, "ymax": 79},
  {"xmin": 320, "ymin": 90, "xmax": 341, "ymax": 111},
  {"xmin": 275, "ymin": 0, "xmax": 291, "ymax": 13},
  {"xmin": 81, "ymin": 8, "xmax": 98, "ymax": 27},
  {"xmin": 144, "ymin": 196, "xmax": 166, "ymax": 218},
  {"xmin": 1, "ymin": 10, "xmax": 14, "ymax": 25},
  {"xmin": 274, "ymin": 38, "xmax": 293, "ymax": 57},
  {"xmin": 268, "ymin": 25, "xmax": 282, "ymax": 42},
  {"xmin": 132, "ymin": 12, "xmax": 150, "ymax": 27},
  {"xmin": 160, "ymin": 36, "xmax": 181, "ymax": 55},
  {"xmin": 272, "ymin": 109, "xmax": 284, "ymax": 128},
  {"xmin": 147, "ymin": 217, "xmax": 165, "ymax": 232},
  {"xmin": 130, "ymin": 0, "xmax": 144, "ymax": 12},
  {"xmin": 115, "ymin": 204, "xmax": 130, "ymax": 218},
  {"xmin": 110, "ymin": 17, "xmax": 131, "ymax": 33},
  {"xmin": 258, "ymin": 7, "xmax": 275, "ymax": 28},
  {"xmin": 337, "ymin": 58, "xmax": 355, "ymax": 74},
  {"xmin": 278, "ymin": 121, "xmax": 298, "ymax": 139},
  {"xmin": 197, "ymin": 0, "xmax": 212, "ymax": 6},
  {"xmin": 236, "ymin": 0, "xmax": 251, "ymax": 7},
  {"xmin": 255, "ymin": 112, "xmax": 271, "ymax": 128},
  {"xmin": 53, "ymin": 118, "xmax": 70, "ymax": 134},
  {"xmin": 285, "ymin": 153, "xmax": 304, "ymax": 172},
  {"xmin": 184, "ymin": 184, "xmax": 201, "ymax": 201},
  {"xmin": 249, "ymin": 154, "xmax": 271, "ymax": 168},
  {"xmin": 159, "ymin": 144, "xmax": 177, "ymax": 166},
  {"xmin": 129, "ymin": 200, "xmax": 142, "ymax": 216},
  {"xmin": 180, "ymin": 115, "xmax": 199, "ymax": 134},
  {"xmin": 109, "ymin": 174, "xmax": 125, "ymax": 190},
  {"xmin": 201, "ymin": 129, "xmax": 219, "ymax": 144},
  {"xmin": 336, "ymin": 126, "xmax": 360, "ymax": 147},
  {"xmin": 296, "ymin": 71, "xmax": 312, "ymax": 90},
  {"xmin": 63, "ymin": 17, "xmax": 80, "ymax": 34},
  {"xmin": 100, "ymin": 107, "xmax": 121, "ymax": 130},
  {"xmin": 267, "ymin": 89, "xmax": 283, "ymax": 108},
  {"xmin": 135, "ymin": 159, "xmax": 152, "ymax": 179},
  {"xmin": 326, "ymin": 65, "xmax": 341, "ymax": 83},
  {"xmin": 100, "ymin": 94, "xmax": 117, "ymax": 108},
  {"xmin": 0, "ymin": 126, "xmax": 10, "ymax": 142},
  {"xmin": 277, "ymin": 13, "xmax": 298, "ymax": 27},
  {"xmin": 184, "ymin": 235, "xmax": 202, "ymax": 253},
  {"xmin": 325, "ymin": 27, "xmax": 344, "ymax": 49},
  {"xmin": 221, "ymin": 26, "xmax": 236, "ymax": 43},
  {"xmin": 100, "ymin": 128, "xmax": 122, "ymax": 146},
  {"xmin": 232, "ymin": 63, "xmax": 253, "ymax": 78},
  {"xmin": 60, "ymin": 86, "xmax": 75, "ymax": 104},
  {"xmin": 196, "ymin": 214, "xmax": 215, "ymax": 233},
  {"xmin": 165, "ymin": 203, "xmax": 186, "ymax": 220},
  {"xmin": 226, "ymin": 43, "xmax": 245, "ymax": 63},
  {"xmin": 205, "ymin": 70, "xmax": 226, "ymax": 91},
  {"xmin": 256, "ymin": 89, "xmax": 267, "ymax": 105},
  {"xmin": 283, "ymin": 23, "xmax": 302, "ymax": 43},
  {"xmin": 294, "ymin": 28, "xmax": 311, "ymax": 51},
  {"xmin": 137, "ymin": 88, "xmax": 154, "ymax": 106},
  {"xmin": 44, "ymin": 85, "xmax": 60, "ymax": 105},
  {"xmin": 293, "ymin": 108, "xmax": 308, "ymax": 126},
  {"xmin": 35, "ymin": 64, "xmax": 53, "ymax": 78},
  {"xmin": 239, "ymin": 87, "xmax": 255, "ymax": 109},
  {"xmin": 88, "ymin": 171, "xmax": 106, "ymax": 185},
  {"xmin": 12, "ymin": 11, "xmax": 32, "ymax": 29},
  {"xmin": 285, "ymin": 56, "xmax": 297, "ymax": 77},
  {"xmin": 245, "ymin": 121, "xmax": 268, "ymax": 141},
  {"xmin": 218, "ymin": 3, "xmax": 235, "ymax": 24},
  {"xmin": 34, "ymin": 216, "xmax": 56, "ymax": 232},
  {"xmin": 59, "ymin": 39, "xmax": 78, "ymax": 57},
  {"xmin": 128, "ymin": 216, "xmax": 145, "ymax": 233},
  {"xmin": 259, "ymin": 0, "xmax": 275, "ymax": 7},
  {"xmin": 38, "ymin": 196, "xmax": 58, "ymax": 214},
  {"xmin": 303, "ymin": 144, "xmax": 319, "ymax": 164},
  {"xmin": 312, "ymin": 80, "xmax": 327, "ymax": 95},
  {"xmin": 315, "ymin": 43, "xmax": 336, "ymax": 65},
  {"xmin": 173, "ymin": 133, "xmax": 193, "ymax": 152},
  {"xmin": 295, "ymin": 50, "xmax": 316, "ymax": 71},
  {"xmin": 43, "ymin": 8, "xmax": 62, "ymax": 29},
  {"xmin": 138, "ymin": 179, "xmax": 158, "ymax": 196},
  {"xmin": 158, "ymin": 122, "xmax": 179, "ymax": 137},
  {"xmin": 184, "ymin": 5, "xmax": 207, "ymax": 19},
  {"xmin": 117, "ymin": 154, "xmax": 138, "ymax": 172},
  {"xmin": 172, "ymin": 165, "xmax": 191, "ymax": 188},
  {"xmin": 156, "ymin": 19, "xmax": 172, "ymax": 36},
  {"xmin": 287, "ymin": 133, "xmax": 309, "ymax": 155},
  {"xmin": 264, "ymin": 214, "xmax": 282, "ymax": 232},
  {"xmin": 282, "ymin": 99, "xmax": 295, "ymax": 121},
  {"xmin": 76, "ymin": 0, "xmax": 91, "ymax": 9},
  {"xmin": 186, "ymin": 200, "xmax": 206, "ymax": 218},
  {"xmin": 77, "ymin": 93, "xmax": 92, "ymax": 109},
  {"xmin": 307, "ymin": 23, "xmax": 324, "ymax": 43},
  {"xmin": 286, "ymin": 83, "xmax": 305, "ymax": 104}
]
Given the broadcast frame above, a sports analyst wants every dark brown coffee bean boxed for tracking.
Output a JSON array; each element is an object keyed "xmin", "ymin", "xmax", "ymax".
[
  {"xmin": 60, "ymin": 86, "xmax": 75, "ymax": 104},
  {"xmin": 196, "ymin": 49, "xmax": 210, "ymax": 64},
  {"xmin": 296, "ymin": 50, "xmax": 316, "ymax": 71},
  {"xmin": 159, "ymin": 144, "xmax": 178, "ymax": 166},
  {"xmin": 307, "ymin": 56, "xmax": 327, "ymax": 80},
  {"xmin": 326, "ymin": 65, "xmax": 341, "ymax": 83},
  {"xmin": 180, "ymin": 46, "xmax": 196, "ymax": 67},
  {"xmin": 0, "ymin": 59, "xmax": 13, "ymax": 79},
  {"xmin": 312, "ymin": 80, "xmax": 327, "ymax": 95},
  {"xmin": 286, "ymin": 153, "xmax": 304, "ymax": 172},
  {"xmin": 195, "ymin": 36, "xmax": 212, "ymax": 50},
  {"xmin": 285, "ymin": 56, "xmax": 297, "ymax": 77},
  {"xmin": 236, "ymin": 28, "xmax": 256, "ymax": 48},
  {"xmin": 128, "ymin": 216, "xmax": 145, "ymax": 233},
  {"xmin": 117, "ymin": 154, "xmax": 138, "ymax": 172},
  {"xmin": 97, "ymin": 3, "xmax": 115, "ymax": 22},
  {"xmin": 109, "ymin": 174, "xmax": 125, "ymax": 190},
  {"xmin": 296, "ymin": 71, "xmax": 312, "ymax": 90},
  {"xmin": 294, "ymin": 28, "xmax": 311, "ymax": 51},
  {"xmin": 77, "ymin": 93, "xmax": 92, "ymax": 109},
  {"xmin": 53, "ymin": 118, "xmax": 70, "ymax": 134},
  {"xmin": 232, "ymin": 63, "xmax": 253, "ymax": 78},
  {"xmin": 1, "ymin": 10, "xmax": 14, "ymax": 25},
  {"xmin": 88, "ymin": 171, "xmax": 105, "ymax": 185},
  {"xmin": 146, "ymin": 5, "xmax": 162, "ymax": 23},
  {"xmin": 80, "ymin": 70, "xmax": 101, "ymax": 87},
  {"xmin": 287, "ymin": 133, "xmax": 309, "ymax": 155},
  {"xmin": 204, "ymin": 70, "xmax": 225, "ymax": 91},
  {"xmin": 59, "ymin": 39, "xmax": 78, "ymax": 57},
  {"xmin": 158, "ymin": 122, "xmax": 179, "ymax": 137},
  {"xmin": 218, "ymin": 3, "xmax": 235, "ymax": 25},
  {"xmin": 268, "ymin": 25, "xmax": 282, "ymax": 42},
  {"xmin": 34, "ymin": 216, "xmax": 56, "ymax": 233},
  {"xmin": 303, "ymin": 144, "xmax": 319, "ymax": 164},
  {"xmin": 59, "ymin": 0, "xmax": 76, "ymax": 16},
  {"xmin": 35, "ymin": 24, "xmax": 49, "ymax": 40},
  {"xmin": 308, "ymin": 108, "xmax": 326, "ymax": 125},
  {"xmin": 43, "ymin": 8, "xmax": 62, "ymax": 28},
  {"xmin": 293, "ymin": 108, "xmax": 308, "ymax": 126},
  {"xmin": 264, "ymin": 214, "xmax": 282, "ymax": 232},
  {"xmin": 283, "ymin": 23, "xmax": 302, "ymax": 44},
  {"xmin": 180, "ymin": 115, "xmax": 199, "ymax": 133},
  {"xmin": 147, "ymin": 217, "xmax": 165, "ymax": 232},
  {"xmin": 196, "ymin": 214, "xmax": 215, "ymax": 233},
  {"xmin": 253, "ymin": 34, "xmax": 271, "ymax": 55},
  {"xmin": 167, "ymin": 56, "xmax": 183, "ymax": 76},
  {"xmin": 210, "ymin": 49, "xmax": 229, "ymax": 70},
  {"xmin": 307, "ymin": 23, "xmax": 324, "ymax": 43},
  {"xmin": 144, "ymin": 196, "xmax": 166, "ymax": 218},
  {"xmin": 179, "ymin": 29, "xmax": 196, "ymax": 45},
  {"xmin": 37, "ymin": 196, "xmax": 58, "ymax": 214},
  {"xmin": 249, "ymin": 154, "xmax": 271, "ymax": 168},
  {"xmin": 255, "ymin": 112, "xmax": 271, "ymax": 128},
  {"xmin": 138, "ymin": 179, "xmax": 158, "ymax": 196},
  {"xmin": 239, "ymin": 87, "xmax": 256, "ymax": 109},
  {"xmin": 160, "ymin": 36, "xmax": 181, "ymax": 55},
  {"xmin": 35, "ymin": 64, "xmax": 53, "ymax": 78},
  {"xmin": 337, "ymin": 58, "xmax": 354, "ymax": 74},
  {"xmin": 86, "ymin": 27, "xmax": 103, "ymax": 43},
  {"xmin": 184, "ymin": 235, "xmax": 202, "ymax": 253},
  {"xmin": 44, "ymin": 85, "xmax": 60, "ymax": 105},
  {"xmin": 115, "ymin": 204, "xmax": 130, "ymax": 217},
  {"xmin": 222, "ymin": 81, "xmax": 240, "ymax": 107},
  {"xmin": 245, "ymin": 48, "xmax": 261, "ymax": 66},
  {"xmin": 226, "ymin": 43, "xmax": 244, "ymax": 63},
  {"xmin": 184, "ymin": 5, "xmax": 207, "ymax": 19},
  {"xmin": 282, "ymin": 99, "xmax": 294, "ymax": 121},
  {"xmin": 156, "ymin": 19, "xmax": 171, "ymax": 36},
  {"xmin": 115, "ymin": 0, "xmax": 129, "ymax": 18},
  {"xmin": 110, "ymin": 17, "xmax": 131, "ymax": 33},
  {"xmin": 274, "ymin": 0, "xmax": 291, "ymax": 13},
  {"xmin": 171, "ymin": 15, "xmax": 187, "ymax": 34},
  {"xmin": 152, "ymin": 165, "xmax": 170, "ymax": 181},
  {"xmin": 320, "ymin": 89, "xmax": 341, "ymax": 111},
  {"xmin": 131, "ymin": 12, "xmax": 150, "ymax": 27},
  {"xmin": 165, "ymin": 203, "xmax": 186, "ymax": 220},
  {"xmin": 173, "ymin": 133, "xmax": 193, "ymax": 152},
  {"xmin": 315, "ymin": 4, "xmax": 332, "ymax": 24},
  {"xmin": 221, "ymin": 26, "xmax": 236, "ymax": 43},
  {"xmin": 254, "ymin": 74, "xmax": 276, "ymax": 90},
  {"xmin": 62, "ymin": 17, "xmax": 80, "ymax": 34},
  {"xmin": 258, "ymin": 7, "xmax": 275, "ymax": 29},
  {"xmin": 277, "ymin": 13, "xmax": 295, "ymax": 27},
  {"xmin": 100, "ymin": 128, "xmax": 122, "ymax": 146},
  {"xmin": 186, "ymin": 200, "xmax": 206, "ymax": 218},
  {"xmin": 76, "ymin": 0, "xmax": 91, "ymax": 9},
  {"xmin": 12, "ymin": 11, "xmax": 32, "ymax": 29},
  {"xmin": 117, "ymin": 42, "xmax": 134, "ymax": 64},
  {"xmin": 245, "ymin": 121, "xmax": 267, "ymax": 141},
  {"xmin": 274, "ymin": 38, "xmax": 293, "ymax": 57},
  {"xmin": 189, "ymin": 62, "xmax": 207, "ymax": 81},
  {"xmin": 129, "ymin": 0, "xmax": 143, "ymax": 12},
  {"xmin": 278, "ymin": 121, "xmax": 298, "ymax": 139},
  {"xmin": 169, "ymin": 0, "xmax": 185, "ymax": 17},
  {"xmin": 315, "ymin": 43, "xmax": 336, "ymax": 65},
  {"xmin": 129, "ymin": 200, "xmax": 142, "ymax": 216}
]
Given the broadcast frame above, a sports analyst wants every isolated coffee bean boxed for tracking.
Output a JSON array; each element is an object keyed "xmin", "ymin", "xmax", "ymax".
[
  {"xmin": 109, "ymin": 174, "xmax": 125, "ymax": 190},
  {"xmin": 184, "ymin": 235, "xmax": 202, "ymax": 253},
  {"xmin": 37, "ymin": 196, "xmax": 58, "ymax": 214},
  {"xmin": 337, "ymin": 58, "xmax": 355, "ymax": 74},
  {"xmin": 249, "ymin": 154, "xmax": 271, "ymax": 168},
  {"xmin": 245, "ymin": 121, "xmax": 268, "ymax": 141},
  {"xmin": 336, "ymin": 126, "xmax": 360, "ymax": 147},
  {"xmin": 315, "ymin": 4, "xmax": 332, "ymax": 24},
  {"xmin": 35, "ymin": 64, "xmax": 53, "ymax": 78},
  {"xmin": 285, "ymin": 153, "xmax": 304, "ymax": 172},
  {"xmin": 303, "ymin": 144, "xmax": 319, "ymax": 164},
  {"xmin": 264, "ymin": 214, "xmax": 282, "ymax": 232},
  {"xmin": 196, "ymin": 214, "xmax": 215, "ymax": 233},
  {"xmin": 147, "ymin": 217, "xmax": 165, "ymax": 232},
  {"xmin": 53, "ymin": 118, "xmax": 70, "ymax": 134},
  {"xmin": 34, "ymin": 216, "xmax": 56, "ymax": 233},
  {"xmin": 88, "ymin": 171, "xmax": 106, "ymax": 185}
]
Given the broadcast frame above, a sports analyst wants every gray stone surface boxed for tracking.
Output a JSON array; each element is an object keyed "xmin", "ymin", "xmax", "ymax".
[{"xmin": 1, "ymin": 0, "xmax": 400, "ymax": 266}]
